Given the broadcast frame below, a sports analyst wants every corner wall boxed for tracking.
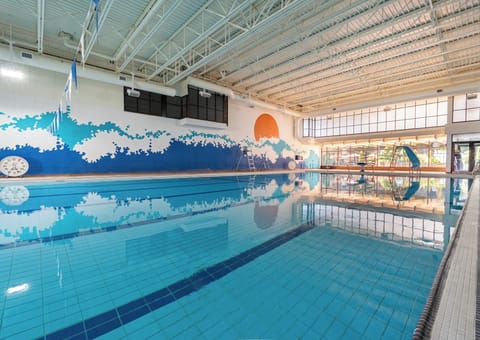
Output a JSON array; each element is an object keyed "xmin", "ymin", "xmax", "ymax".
[{"xmin": 0, "ymin": 65, "xmax": 319, "ymax": 176}]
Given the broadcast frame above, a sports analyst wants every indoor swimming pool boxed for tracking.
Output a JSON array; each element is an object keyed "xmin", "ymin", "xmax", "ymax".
[{"xmin": 0, "ymin": 173, "xmax": 469, "ymax": 339}]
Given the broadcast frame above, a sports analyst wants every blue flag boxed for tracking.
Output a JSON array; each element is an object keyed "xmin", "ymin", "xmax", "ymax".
[
  {"xmin": 71, "ymin": 59, "xmax": 78, "ymax": 89},
  {"xmin": 92, "ymin": 0, "xmax": 99, "ymax": 32}
]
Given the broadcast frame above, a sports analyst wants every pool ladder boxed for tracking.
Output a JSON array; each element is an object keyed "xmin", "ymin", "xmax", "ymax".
[
  {"xmin": 236, "ymin": 148, "xmax": 256, "ymax": 171},
  {"xmin": 247, "ymin": 152, "xmax": 256, "ymax": 171}
]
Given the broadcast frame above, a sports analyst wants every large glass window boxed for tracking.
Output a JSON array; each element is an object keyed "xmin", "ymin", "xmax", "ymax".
[
  {"xmin": 302, "ymin": 96, "xmax": 448, "ymax": 138},
  {"xmin": 303, "ymin": 118, "xmax": 310, "ymax": 137},
  {"xmin": 453, "ymin": 92, "xmax": 480, "ymax": 123},
  {"xmin": 321, "ymin": 138, "xmax": 446, "ymax": 169}
]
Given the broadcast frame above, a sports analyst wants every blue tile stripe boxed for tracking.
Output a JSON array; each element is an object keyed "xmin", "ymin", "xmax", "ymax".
[{"xmin": 38, "ymin": 223, "xmax": 315, "ymax": 340}]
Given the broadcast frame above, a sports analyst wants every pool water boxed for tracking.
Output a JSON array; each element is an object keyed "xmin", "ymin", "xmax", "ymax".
[{"xmin": 0, "ymin": 173, "xmax": 463, "ymax": 339}]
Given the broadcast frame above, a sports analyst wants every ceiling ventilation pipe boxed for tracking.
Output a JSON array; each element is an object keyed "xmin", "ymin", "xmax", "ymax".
[
  {"xmin": 187, "ymin": 77, "xmax": 301, "ymax": 117},
  {"xmin": 188, "ymin": 77, "xmax": 235, "ymax": 98},
  {"xmin": 0, "ymin": 44, "xmax": 176, "ymax": 97}
]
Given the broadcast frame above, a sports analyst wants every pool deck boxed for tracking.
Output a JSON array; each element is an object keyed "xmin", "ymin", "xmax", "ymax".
[{"xmin": 429, "ymin": 176, "xmax": 479, "ymax": 339}]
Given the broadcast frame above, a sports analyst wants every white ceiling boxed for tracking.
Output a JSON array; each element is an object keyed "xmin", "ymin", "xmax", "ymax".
[{"xmin": 0, "ymin": 0, "xmax": 479, "ymax": 115}]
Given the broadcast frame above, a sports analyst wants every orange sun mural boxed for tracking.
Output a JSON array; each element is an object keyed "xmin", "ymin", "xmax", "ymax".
[{"xmin": 254, "ymin": 113, "xmax": 279, "ymax": 141}]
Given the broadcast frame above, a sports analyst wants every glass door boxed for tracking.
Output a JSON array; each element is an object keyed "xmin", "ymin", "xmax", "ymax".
[
  {"xmin": 453, "ymin": 142, "xmax": 480, "ymax": 172},
  {"xmin": 453, "ymin": 143, "xmax": 469, "ymax": 172},
  {"xmin": 474, "ymin": 143, "xmax": 480, "ymax": 172}
]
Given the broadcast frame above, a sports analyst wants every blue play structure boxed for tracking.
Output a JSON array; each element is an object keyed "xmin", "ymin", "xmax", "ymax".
[
  {"xmin": 394, "ymin": 145, "xmax": 420, "ymax": 168},
  {"xmin": 390, "ymin": 146, "xmax": 421, "ymax": 201}
]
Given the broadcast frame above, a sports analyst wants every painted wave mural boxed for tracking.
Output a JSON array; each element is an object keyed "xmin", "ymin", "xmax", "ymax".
[{"xmin": 0, "ymin": 108, "xmax": 319, "ymax": 175}]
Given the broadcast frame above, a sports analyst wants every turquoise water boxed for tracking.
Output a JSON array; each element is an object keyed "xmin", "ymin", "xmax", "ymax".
[{"xmin": 0, "ymin": 173, "xmax": 461, "ymax": 339}]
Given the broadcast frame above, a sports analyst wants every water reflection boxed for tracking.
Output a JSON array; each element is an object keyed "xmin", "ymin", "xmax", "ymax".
[
  {"xmin": 315, "ymin": 174, "xmax": 451, "ymax": 214},
  {"xmin": 0, "ymin": 173, "xmax": 470, "ymax": 251},
  {"xmin": 0, "ymin": 186, "xmax": 30, "ymax": 205},
  {"xmin": 298, "ymin": 174, "xmax": 472, "ymax": 251},
  {"xmin": 390, "ymin": 177, "xmax": 420, "ymax": 201},
  {"xmin": 300, "ymin": 201, "xmax": 448, "ymax": 250},
  {"xmin": 254, "ymin": 201, "xmax": 279, "ymax": 229},
  {"xmin": 0, "ymin": 174, "xmax": 302, "ymax": 245},
  {"xmin": 450, "ymin": 178, "xmax": 470, "ymax": 211}
]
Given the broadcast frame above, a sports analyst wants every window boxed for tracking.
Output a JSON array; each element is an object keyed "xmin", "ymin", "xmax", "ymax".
[
  {"xmin": 301, "ymin": 95, "xmax": 451, "ymax": 138},
  {"xmin": 453, "ymin": 110, "xmax": 465, "ymax": 122},
  {"xmin": 453, "ymin": 92, "xmax": 480, "ymax": 123},
  {"xmin": 467, "ymin": 108, "xmax": 480, "ymax": 121},
  {"xmin": 303, "ymin": 119, "xmax": 310, "ymax": 137},
  {"xmin": 124, "ymin": 86, "xmax": 228, "ymax": 123},
  {"xmin": 166, "ymin": 96, "xmax": 184, "ymax": 119}
]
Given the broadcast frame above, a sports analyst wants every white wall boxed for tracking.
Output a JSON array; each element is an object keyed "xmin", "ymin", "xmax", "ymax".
[{"xmin": 0, "ymin": 65, "xmax": 319, "ymax": 175}]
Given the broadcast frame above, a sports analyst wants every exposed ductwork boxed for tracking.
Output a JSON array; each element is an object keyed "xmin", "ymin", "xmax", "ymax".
[
  {"xmin": 0, "ymin": 44, "xmax": 176, "ymax": 97},
  {"xmin": 187, "ymin": 76, "xmax": 301, "ymax": 117},
  {"xmin": 0, "ymin": 43, "xmax": 302, "ymax": 116},
  {"xmin": 188, "ymin": 77, "xmax": 235, "ymax": 98}
]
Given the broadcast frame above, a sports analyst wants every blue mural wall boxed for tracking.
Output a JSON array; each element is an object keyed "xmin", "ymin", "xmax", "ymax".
[{"xmin": 0, "ymin": 68, "xmax": 319, "ymax": 176}]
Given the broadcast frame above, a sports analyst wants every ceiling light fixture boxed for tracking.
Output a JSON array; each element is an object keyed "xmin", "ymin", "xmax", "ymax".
[
  {"xmin": 0, "ymin": 41, "xmax": 24, "ymax": 80},
  {"xmin": 126, "ymin": 73, "xmax": 140, "ymax": 97},
  {"xmin": 199, "ymin": 89, "xmax": 211, "ymax": 98},
  {"xmin": 0, "ymin": 67, "xmax": 24, "ymax": 79}
]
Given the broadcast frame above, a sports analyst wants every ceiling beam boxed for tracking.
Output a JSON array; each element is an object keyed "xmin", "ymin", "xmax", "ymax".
[
  {"xmin": 223, "ymin": 0, "xmax": 380, "ymax": 84},
  {"xmin": 36, "ymin": 0, "xmax": 45, "ymax": 54},
  {"xmin": 266, "ymin": 30, "xmax": 480, "ymax": 103},
  {"xmin": 116, "ymin": 0, "xmax": 182, "ymax": 73},
  {"xmin": 197, "ymin": 0, "xmax": 346, "ymax": 79},
  {"xmin": 84, "ymin": 0, "xmax": 115, "ymax": 62},
  {"xmin": 232, "ymin": 2, "xmax": 431, "ymax": 89},
  {"xmin": 251, "ymin": 8, "xmax": 479, "ymax": 99},
  {"xmin": 303, "ymin": 68, "xmax": 480, "ymax": 113},
  {"xmin": 135, "ymin": 0, "xmax": 220, "ymax": 76},
  {"xmin": 161, "ymin": 0, "xmax": 319, "ymax": 85},
  {"xmin": 230, "ymin": 0, "xmax": 476, "ymax": 94},
  {"xmin": 298, "ymin": 61, "xmax": 480, "ymax": 111},
  {"xmin": 113, "ymin": 0, "xmax": 166, "ymax": 60},
  {"xmin": 426, "ymin": 0, "xmax": 451, "ymax": 77},
  {"xmin": 145, "ymin": 0, "xmax": 257, "ymax": 82}
]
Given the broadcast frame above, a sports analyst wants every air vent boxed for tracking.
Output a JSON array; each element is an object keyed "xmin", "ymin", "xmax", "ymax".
[
  {"xmin": 21, "ymin": 52, "xmax": 33, "ymax": 59},
  {"xmin": 119, "ymin": 75, "xmax": 127, "ymax": 81}
]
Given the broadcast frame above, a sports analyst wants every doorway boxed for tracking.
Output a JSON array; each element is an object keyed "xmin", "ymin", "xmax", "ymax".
[{"xmin": 452, "ymin": 141, "xmax": 480, "ymax": 172}]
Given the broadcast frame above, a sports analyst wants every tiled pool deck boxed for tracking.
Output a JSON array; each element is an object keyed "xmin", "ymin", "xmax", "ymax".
[{"xmin": 429, "ymin": 177, "xmax": 479, "ymax": 339}]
